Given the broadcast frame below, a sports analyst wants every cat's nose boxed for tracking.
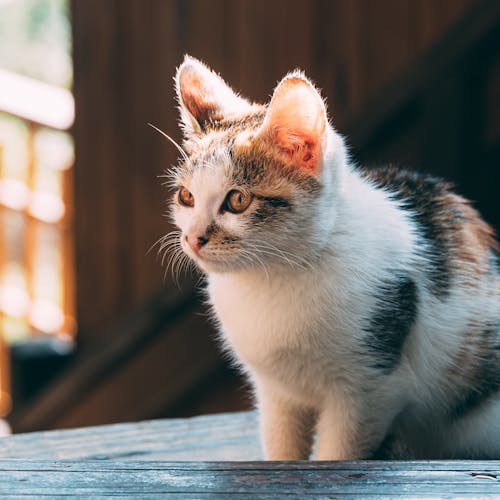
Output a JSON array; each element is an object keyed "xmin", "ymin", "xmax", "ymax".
[{"xmin": 186, "ymin": 234, "xmax": 209, "ymax": 253}]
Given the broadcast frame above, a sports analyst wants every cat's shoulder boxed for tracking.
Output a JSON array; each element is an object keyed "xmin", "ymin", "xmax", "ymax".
[{"xmin": 357, "ymin": 164, "xmax": 498, "ymax": 291}]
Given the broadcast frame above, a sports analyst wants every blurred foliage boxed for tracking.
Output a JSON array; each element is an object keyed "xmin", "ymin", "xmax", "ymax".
[{"xmin": 0, "ymin": 0, "xmax": 72, "ymax": 88}]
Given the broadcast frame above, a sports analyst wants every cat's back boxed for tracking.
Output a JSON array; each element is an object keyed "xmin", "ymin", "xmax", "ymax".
[{"xmin": 360, "ymin": 165, "xmax": 499, "ymax": 297}]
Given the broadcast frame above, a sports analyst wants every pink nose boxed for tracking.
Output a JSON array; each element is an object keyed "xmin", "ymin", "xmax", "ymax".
[{"xmin": 186, "ymin": 234, "xmax": 208, "ymax": 253}]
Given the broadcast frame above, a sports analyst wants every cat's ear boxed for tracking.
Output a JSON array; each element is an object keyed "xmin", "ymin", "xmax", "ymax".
[
  {"xmin": 176, "ymin": 55, "xmax": 254, "ymax": 135},
  {"xmin": 256, "ymin": 72, "xmax": 328, "ymax": 174}
]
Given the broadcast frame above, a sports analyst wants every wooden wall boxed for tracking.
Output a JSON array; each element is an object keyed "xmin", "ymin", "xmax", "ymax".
[{"xmin": 72, "ymin": 0, "xmax": 479, "ymax": 344}]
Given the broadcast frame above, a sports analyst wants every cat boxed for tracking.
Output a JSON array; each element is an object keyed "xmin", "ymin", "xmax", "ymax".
[{"xmin": 166, "ymin": 55, "xmax": 500, "ymax": 460}]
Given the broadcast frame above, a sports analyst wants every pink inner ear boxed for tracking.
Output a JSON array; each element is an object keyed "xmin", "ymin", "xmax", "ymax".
[{"xmin": 275, "ymin": 129, "xmax": 322, "ymax": 174}]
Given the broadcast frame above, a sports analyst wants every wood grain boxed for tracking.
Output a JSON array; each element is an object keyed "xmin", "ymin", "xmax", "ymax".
[
  {"xmin": 0, "ymin": 411, "xmax": 261, "ymax": 461},
  {"xmin": 0, "ymin": 460, "xmax": 498, "ymax": 497},
  {"xmin": 1, "ymin": 412, "xmax": 499, "ymax": 496}
]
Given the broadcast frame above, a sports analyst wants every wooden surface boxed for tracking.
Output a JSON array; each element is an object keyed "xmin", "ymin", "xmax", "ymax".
[
  {"xmin": 1, "ymin": 411, "xmax": 500, "ymax": 496},
  {"xmin": 0, "ymin": 461, "xmax": 499, "ymax": 497},
  {"xmin": 1, "ymin": 411, "xmax": 262, "ymax": 461}
]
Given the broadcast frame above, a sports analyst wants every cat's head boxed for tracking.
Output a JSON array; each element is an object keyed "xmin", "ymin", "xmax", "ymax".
[{"xmin": 170, "ymin": 56, "xmax": 346, "ymax": 274}]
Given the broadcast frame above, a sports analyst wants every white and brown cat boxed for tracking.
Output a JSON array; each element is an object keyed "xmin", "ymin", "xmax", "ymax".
[{"xmin": 165, "ymin": 55, "xmax": 500, "ymax": 459}]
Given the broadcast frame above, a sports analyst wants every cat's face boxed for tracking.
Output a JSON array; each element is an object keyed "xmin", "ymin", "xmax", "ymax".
[{"xmin": 170, "ymin": 56, "xmax": 339, "ymax": 274}]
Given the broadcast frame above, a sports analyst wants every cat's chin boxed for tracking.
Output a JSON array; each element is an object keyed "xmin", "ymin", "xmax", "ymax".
[
  {"xmin": 182, "ymin": 250, "xmax": 231, "ymax": 274},
  {"xmin": 186, "ymin": 252, "xmax": 254, "ymax": 274},
  {"xmin": 193, "ymin": 257, "xmax": 246, "ymax": 274}
]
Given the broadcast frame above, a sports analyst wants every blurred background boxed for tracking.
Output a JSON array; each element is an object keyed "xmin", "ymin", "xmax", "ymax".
[{"xmin": 0, "ymin": 0, "xmax": 498, "ymax": 433}]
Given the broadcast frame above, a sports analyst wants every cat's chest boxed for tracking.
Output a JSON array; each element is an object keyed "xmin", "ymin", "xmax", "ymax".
[{"xmin": 208, "ymin": 270, "xmax": 339, "ymax": 368}]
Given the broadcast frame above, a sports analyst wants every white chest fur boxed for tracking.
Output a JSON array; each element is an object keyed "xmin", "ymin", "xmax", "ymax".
[
  {"xmin": 207, "ymin": 264, "xmax": 365, "ymax": 401},
  {"xmin": 209, "ymin": 270, "xmax": 314, "ymax": 358}
]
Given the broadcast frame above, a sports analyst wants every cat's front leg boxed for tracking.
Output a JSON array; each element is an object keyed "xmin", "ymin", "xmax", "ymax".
[
  {"xmin": 314, "ymin": 392, "xmax": 398, "ymax": 460},
  {"xmin": 256, "ymin": 382, "xmax": 316, "ymax": 460}
]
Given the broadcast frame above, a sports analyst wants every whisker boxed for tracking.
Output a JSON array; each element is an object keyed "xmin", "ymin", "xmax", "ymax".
[
  {"xmin": 194, "ymin": 273, "xmax": 205, "ymax": 288},
  {"xmin": 148, "ymin": 230, "xmax": 181, "ymax": 257},
  {"xmin": 256, "ymin": 241, "xmax": 313, "ymax": 269},
  {"xmin": 147, "ymin": 235, "xmax": 167, "ymax": 256},
  {"xmin": 168, "ymin": 249, "xmax": 185, "ymax": 287},
  {"xmin": 239, "ymin": 248, "xmax": 270, "ymax": 281},
  {"xmin": 148, "ymin": 123, "xmax": 189, "ymax": 163},
  {"xmin": 155, "ymin": 232, "xmax": 182, "ymax": 265},
  {"xmin": 246, "ymin": 241, "xmax": 310, "ymax": 271}
]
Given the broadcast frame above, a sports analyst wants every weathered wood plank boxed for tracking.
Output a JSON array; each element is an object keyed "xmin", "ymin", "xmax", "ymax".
[
  {"xmin": 0, "ymin": 411, "xmax": 262, "ymax": 461},
  {"xmin": 2, "ymin": 458, "xmax": 500, "ymax": 472},
  {"xmin": 1, "ymin": 412, "xmax": 499, "ymax": 496},
  {"xmin": 0, "ymin": 460, "xmax": 498, "ymax": 497}
]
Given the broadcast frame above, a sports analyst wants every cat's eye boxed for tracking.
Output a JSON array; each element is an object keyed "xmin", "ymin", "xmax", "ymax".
[
  {"xmin": 178, "ymin": 187, "xmax": 194, "ymax": 207},
  {"xmin": 225, "ymin": 189, "xmax": 253, "ymax": 214}
]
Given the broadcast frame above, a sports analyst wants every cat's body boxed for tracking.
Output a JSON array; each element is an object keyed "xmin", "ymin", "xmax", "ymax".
[{"xmin": 168, "ymin": 56, "xmax": 500, "ymax": 459}]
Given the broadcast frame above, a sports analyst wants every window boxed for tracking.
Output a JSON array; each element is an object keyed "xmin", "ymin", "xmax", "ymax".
[{"xmin": 0, "ymin": 0, "xmax": 74, "ymax": 417}]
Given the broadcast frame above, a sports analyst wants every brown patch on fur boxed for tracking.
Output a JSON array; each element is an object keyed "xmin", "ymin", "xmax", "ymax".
[
  {"xmin": 448, "ymin": 193, "xmax": 498, "ymax": 280},
  {"xmin": 188, "ymin": 108, "xmax": 267, "ymax": 137},
  {"xmin": 232, "ymin": 124, "xmax": 322, "ymax": 197},
  {"xmin": 205, "ymin": 221, "xmax": 221, "ymax": 239},
  {"xmin": 181, "ymin": 108, "xmax": 265, "ymax": 157},
  {"xmin": 204, "ymin": 222, "xmax": 241, "ymax": 251},
  {"xmin": 178, "ymin": 111, "xmax": 262, "ymax": 173}
]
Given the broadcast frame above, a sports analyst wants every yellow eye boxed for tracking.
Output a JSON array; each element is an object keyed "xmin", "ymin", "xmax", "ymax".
[
  {"xmin": 226, "ymin": 189, "xmax": 253, "ymax": 213},
  {"xmin": 178, "ymin": 187, "xmax": 194, "ymax": 207}
]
